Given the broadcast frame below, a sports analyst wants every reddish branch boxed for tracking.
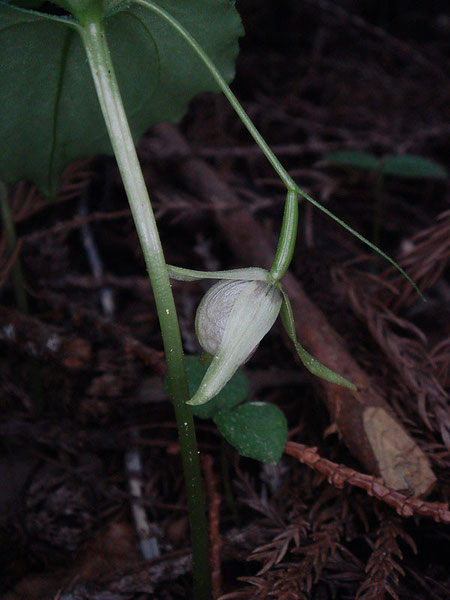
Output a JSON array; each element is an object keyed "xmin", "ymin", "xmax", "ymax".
[{"xmin": 285, "ymin": 441, "xmax": 450, "ymax": 524}]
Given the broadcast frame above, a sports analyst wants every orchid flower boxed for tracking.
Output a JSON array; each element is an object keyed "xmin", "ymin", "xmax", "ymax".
[{"xmin": 167, "ymin": 265, "xmax": 356, "ymax": 406}]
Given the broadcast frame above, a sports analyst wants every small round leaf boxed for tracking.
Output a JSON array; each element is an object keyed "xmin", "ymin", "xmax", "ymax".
[{"xmin": 213, "ymin": 402, "xmax": 287, "ymax": 464}]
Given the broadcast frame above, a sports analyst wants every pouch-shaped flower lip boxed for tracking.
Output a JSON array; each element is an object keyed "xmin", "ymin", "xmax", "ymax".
[
  {"xmin": 195, "ymin": 279, "xmax": 249, "ymax": 356},
  {"xmin": 189, "ymin": 279, "xmax": 283, "ymax": 405},
  {"xmin": 166, "ymin": 263, "xmax": 356, "ymax": 400}
]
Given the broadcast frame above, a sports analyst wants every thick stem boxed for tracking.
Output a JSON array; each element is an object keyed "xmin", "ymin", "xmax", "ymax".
[
  {"xmin": 78, "ymin": 19, "xmax": 211, "ymax": 599},
  {"xmin": 0, "ymin": 182, "xmax": 29, "ymax": 313}
]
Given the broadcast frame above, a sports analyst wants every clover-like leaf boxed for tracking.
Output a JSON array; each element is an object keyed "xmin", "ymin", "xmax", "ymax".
[
  {"xmin": 0, "ymin": 0, "xmax": 243, "ymax": 196},
  {"xmin": 214, "ymin": 402, "xmax": 288, "ymax": 464}
]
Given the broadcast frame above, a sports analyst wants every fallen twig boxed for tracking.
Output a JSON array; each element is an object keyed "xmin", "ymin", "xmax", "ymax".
[{"xmin": 285, "ymin": 441, "xmax": 450, "ymax": 524}]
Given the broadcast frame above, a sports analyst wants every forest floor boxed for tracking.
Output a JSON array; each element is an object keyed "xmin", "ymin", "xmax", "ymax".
[{"xmin": 1, "ymin": 1, "xmax": 449, "ymax": 599}]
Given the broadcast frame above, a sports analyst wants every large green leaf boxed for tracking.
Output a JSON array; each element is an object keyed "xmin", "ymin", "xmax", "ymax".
[
  {"xmin": 0, "ymin": 0, "xmax": 243, "ymax": 196},
  {"xmin": 214, "ymin": 402, "xmax": 288, "ymax": 464}
]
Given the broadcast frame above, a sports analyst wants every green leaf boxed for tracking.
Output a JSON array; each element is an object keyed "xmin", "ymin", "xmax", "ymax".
[
  {"xmin": 279, "ymin": 288, "xmax": 357, "ymax": 390},
  {"xmin": 0, "ymin": 0, "xmax": 243, "ymax": 197},
  {"xmin": 322, "ymin": 150, "xmax": 379, "ymax": 171},
  {"xmin": 170, "ymin": 355, "xmax": 250, "ymax": 419},
  {"xmin": 380, "ymin": 155, "xmax": 447, "ymax": 179},
  {"xmin": 214, "ymin": 402, "xmax": 287, "ymax": 464}
]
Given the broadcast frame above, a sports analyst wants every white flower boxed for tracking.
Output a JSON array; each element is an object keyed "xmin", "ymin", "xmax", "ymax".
[
  {"xmin": 167, "ymin": 264, "xmax": 356, "ymax": 406},
  {"xmin": 191, "ymin": 279, "xmax": 282, "ymax": 405}
]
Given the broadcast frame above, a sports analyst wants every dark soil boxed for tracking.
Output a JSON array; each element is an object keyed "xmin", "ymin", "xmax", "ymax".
[{"xmin": 1, "ymin": 1, "xmax": 449, "ymax": 599}]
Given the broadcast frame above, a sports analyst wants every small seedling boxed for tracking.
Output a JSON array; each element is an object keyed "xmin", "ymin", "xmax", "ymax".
[
  {"xmin": 322, "ymin": 150, "xmax": 447, "ymax": 246},
  {"xmin": 0, "ymin": 2, "xmax": 426, "ymax": 597}
]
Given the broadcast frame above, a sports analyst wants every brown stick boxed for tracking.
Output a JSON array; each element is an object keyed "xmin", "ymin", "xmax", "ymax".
[
  {"xmin": 149, "ymin": 123, "xmax": 436, "ymax": 498},
  {"xmin": 285, "ymin": 441, "xmax": 449, "ymax": 524}
]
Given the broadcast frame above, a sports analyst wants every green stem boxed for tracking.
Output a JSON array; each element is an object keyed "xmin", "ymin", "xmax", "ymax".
[
  {"xmin": 270, "ymin": 190, "xmax": 298, "ymax": 280},
  {"xmin": 0, "ymin": 181, "xmax": 29, "ymax": 313},
  {"xmin": 132, "ymin": 0, "xmax": 424, "ymax": 299},
  {"xmin": 133, "ymin": 0, "xmax": 296, "ymax": 191},
  {"xmin": 292, "ymin": 182, "xmax": 424, "ymax": 299},
  {"xmin": 373, "ymin": 172, "xmax": 385, "ymax": 250},
  {"xmin": 77, "ymin": 18, "xmax": 211, "ymax": 599}
]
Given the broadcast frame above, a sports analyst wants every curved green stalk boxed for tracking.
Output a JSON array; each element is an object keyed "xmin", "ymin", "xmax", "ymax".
[
  {"xmin": 373, "ymin": 172, "xmax": 385, "ymax": 249},
  {"xmin": 133, "ymin": 0, "xmax": 296, "ymax": 192},
  {"xmin": 270, "ymin": 190, "xmax": 298, "ymax": 280},
  {"xmin": 279, "ymin": 286, "xmax": 356, "ymax": 390},
  {"xmin": 132, "ymin": 0, "xmax": 424, "ymax": 298},
  {"xmin": 292, "ymin": 183, "xmax": 425, "ymax": 300},
  {"xmin": 167, "ymin": 265, "xmax": 270, "ymax": 282},
  {"xmin": 76, "ymin": 17, "xmax": 211, "ymax": 600}
]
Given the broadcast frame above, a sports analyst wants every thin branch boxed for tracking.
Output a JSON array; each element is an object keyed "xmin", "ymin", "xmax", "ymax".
[{"xmin": 285, "ymin": 442, "xmax": 450, "ymax": 524}]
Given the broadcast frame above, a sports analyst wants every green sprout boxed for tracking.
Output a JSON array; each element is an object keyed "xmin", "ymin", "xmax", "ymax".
[{"xmin": 322, "ymin": 150, "xmax": 447, "ymax": 247}]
